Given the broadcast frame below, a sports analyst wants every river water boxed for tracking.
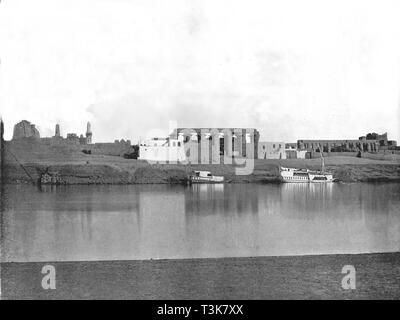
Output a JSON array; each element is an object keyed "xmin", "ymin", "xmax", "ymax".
[{"xmin": 1, "ymin": 183, "xmax": 399, "ymax": 262}]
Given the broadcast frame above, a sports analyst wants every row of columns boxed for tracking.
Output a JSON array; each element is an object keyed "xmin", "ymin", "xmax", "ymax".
[{"xmin": 178, "ymin": 129, "xmax": 259, "ymax": 164}]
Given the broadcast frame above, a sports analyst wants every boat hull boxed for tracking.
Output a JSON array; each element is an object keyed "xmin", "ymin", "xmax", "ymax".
[
  {"xmin": 279, "ymin": 167, "xmax": 334, "ymax": 183},
  {"xmin": 190, "ymin": 176, "xmax": 224, "ymax": 183},
  {"xmin": 280, "ymin": 177, "xmax": 334, "ymax": 183}
]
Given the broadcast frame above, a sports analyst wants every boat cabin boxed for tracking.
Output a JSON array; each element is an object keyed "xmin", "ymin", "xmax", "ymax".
[{"xmin": 193, "ymin": 171, "xmax": 213, "ymax": 178}]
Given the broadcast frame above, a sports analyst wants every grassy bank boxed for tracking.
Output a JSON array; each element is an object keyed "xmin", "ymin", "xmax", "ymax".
[
  {"xmin": 2, "ymin": 140, "xmax": 400, "ymax": 184},
  {"xmin": 3, "ymin": 157, "xmax": 400, "ymax": 184}
]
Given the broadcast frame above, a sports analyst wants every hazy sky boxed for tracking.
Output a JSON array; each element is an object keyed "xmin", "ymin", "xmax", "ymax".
[{"xmin": 1, "ymin": 0, "xmax": 400, "ymax": 143}]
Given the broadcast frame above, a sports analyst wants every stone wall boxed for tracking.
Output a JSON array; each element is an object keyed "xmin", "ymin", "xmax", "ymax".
[
  {"xmin": 309, "ymin": 151, "xmax": 359, "ymax": 158},
  {"xmin": 6, "ymin": 135, "xmax": 133, "ymax": 164},
  {"xmin": 298, "ymin": 139, "xmax": 373, "ymax": 153},
  {"xmin": 298, "ymin": 133, "xmax": 397, "ymax": 153},
  {"xmin": 258, "ymin": 142, "xmax": 286, "ymax": 159},
  {"xmin": 83, "ymin": 142, "xmax": 133, "ymax": 156}
]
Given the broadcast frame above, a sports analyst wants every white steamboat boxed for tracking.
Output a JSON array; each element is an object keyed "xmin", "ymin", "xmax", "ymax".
[
  {"xmin": 189, "ymin": 171, "xmax": 224, "ymax": 184},
  {"xmin": 279, "ymin": 153, "xmax": 335, "ymax": 183}
]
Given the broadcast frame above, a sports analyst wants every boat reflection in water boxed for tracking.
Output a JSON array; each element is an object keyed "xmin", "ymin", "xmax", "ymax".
[
  {"xmin": 185, "ymin": 183, "xmax": 258, "ymax": 217},
  {"xmin": 281, "ymin": 181, "xmax": 334, "ymax": 196},
  {"xmin": 1, "ymin": 182, "xmax": 400, "ymax": 262},
  {"xmin": 279, "ymin": 182, "xmax": 334, "ymax": 219}
]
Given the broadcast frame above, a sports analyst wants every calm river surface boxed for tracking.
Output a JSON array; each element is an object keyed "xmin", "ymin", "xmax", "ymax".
[{"xmin": 1, "ymin": 183, "xmax": 399, "ymax": 262}]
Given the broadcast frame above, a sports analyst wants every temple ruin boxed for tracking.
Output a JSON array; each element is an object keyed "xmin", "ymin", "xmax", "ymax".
[
  {"xmin": 297, "ymin": 132, "xmax": 397, "ymax": 153},
  {"xmin": 10, "ymin": 120, "xmax": 132, "ymax": 157},
  {"xmin": 170, "ymin": 128, "xmax": 260, "ymax": 163}
]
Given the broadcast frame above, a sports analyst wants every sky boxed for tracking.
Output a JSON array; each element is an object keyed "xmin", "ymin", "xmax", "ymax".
[{"xmin": 1, "ymin": 0, "xmax": 400, "ymax": 143}]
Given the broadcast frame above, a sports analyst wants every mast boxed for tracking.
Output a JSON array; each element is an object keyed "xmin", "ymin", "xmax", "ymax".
[{"xmin": 320, "ymin": 149, "xmax": 325, "ymax": 172}]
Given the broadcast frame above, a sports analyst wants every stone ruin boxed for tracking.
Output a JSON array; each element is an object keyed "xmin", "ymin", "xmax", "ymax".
[
  {"xmin": 10, "ymin": 119, "xmax": 133, "ymax": 157},
  {"xmin": 12, "ymin": 120, "xmax": 40, "ymax": 140}
]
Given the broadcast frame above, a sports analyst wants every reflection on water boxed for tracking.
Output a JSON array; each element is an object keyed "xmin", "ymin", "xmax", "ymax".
[
  {"xmin": 1, "ymin": 182, "xmax": 400, "ymax": 262},
  {"xmin": 185, "ymin": 184, "xmax": 259, "ymax": 217}
]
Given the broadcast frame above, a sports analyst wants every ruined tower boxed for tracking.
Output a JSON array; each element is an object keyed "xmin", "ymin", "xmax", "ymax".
[
  {"xmin": 12, "ymin": 120, "xmax": 40, "ymax": 140},
  {"xmin": 55, "ymin": 123, "xmax": 60, "ymax": 137},
  {"xmin": 86, "ymin": 122, "xmax": 92, "ymax": 144}
]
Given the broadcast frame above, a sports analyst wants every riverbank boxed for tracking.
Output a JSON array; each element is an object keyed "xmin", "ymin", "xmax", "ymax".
[
  {"xmin": 2, "ymin": 140, "xmax": 399, "ymax": 184},
  {"xmin": 2, "ymin": 252, "xmax": 399, "ymax": 299},
  {"xmin": 2, "ymin": 156, "xmax": 400, "ymax": 184}
]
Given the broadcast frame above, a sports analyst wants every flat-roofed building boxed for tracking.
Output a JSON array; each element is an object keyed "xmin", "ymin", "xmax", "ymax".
[{"xmin": 139, "ymin": 136, "xmax": 186, "ymax": 162}]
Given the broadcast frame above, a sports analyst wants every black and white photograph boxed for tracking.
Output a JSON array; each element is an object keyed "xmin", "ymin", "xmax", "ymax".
[{"xmin": 0, "ymin": 0, "xmax": 400, "ymax": 306}]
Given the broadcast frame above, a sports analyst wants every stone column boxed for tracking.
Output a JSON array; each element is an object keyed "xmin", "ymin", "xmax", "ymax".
[
  {"xmin": 222, "ymin": 129, "xmax": 233, "ymax": 164},
  {"xmin": 232, "ymin": 135, "xmax": 238, "ymax": 157},
  {"xmin": 211, "ymin": 129, "xmax": 220, "ymax": 164},
  {"xmin": 241, "ymin": 129, "xmax": 247, "ymax": 157},
  {"xmin": 245, "ymin": 129, "xmax": 255, "ymax": 159},
  {"xmin": 254, "ymin": 130, "xmax": 260, "ymax": 159},
  {"xmin": 200, "ymin": 130, "xmax": 210, "ymax": 164},
  {"xmin": 233, "ymin": 129, "xmax": 243, "ymax": 157},
  {"xmin": 197, "ymin": 133, "xmax": 202, "ymax": 163}
]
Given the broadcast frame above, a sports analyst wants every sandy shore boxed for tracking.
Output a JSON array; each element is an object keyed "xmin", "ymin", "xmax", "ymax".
[{"xmin": 1, "ymin": 252, "xmax": 399, "ymax": 299}]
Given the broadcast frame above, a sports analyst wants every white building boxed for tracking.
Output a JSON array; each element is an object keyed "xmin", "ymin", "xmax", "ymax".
[
  {"xmin": 285, "ymin": 145, "xmax": 307, "ymax": 159},
  {"xmin": 295, "ymin": 150, "xmax": 307, "ymax": 159},
  {"xmin": 258, "ymin": 142, "xmax": 286, "ymax": 159},
  {"xmin": 139, "ymin": 137, "xmax": 186, "ymax": 162}
]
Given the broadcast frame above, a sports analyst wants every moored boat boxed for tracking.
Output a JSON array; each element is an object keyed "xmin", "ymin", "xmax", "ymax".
[
  {"xmin": 189, "ymin": 171, "xmax": 224, "ymax": 183},
  {"xmin": 279, "ymin": 167, "xmax": 335, "ymax": 183},
  {"xmin": 279, "ymin": 152, "xmax": 336, "ymax": 183}
]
